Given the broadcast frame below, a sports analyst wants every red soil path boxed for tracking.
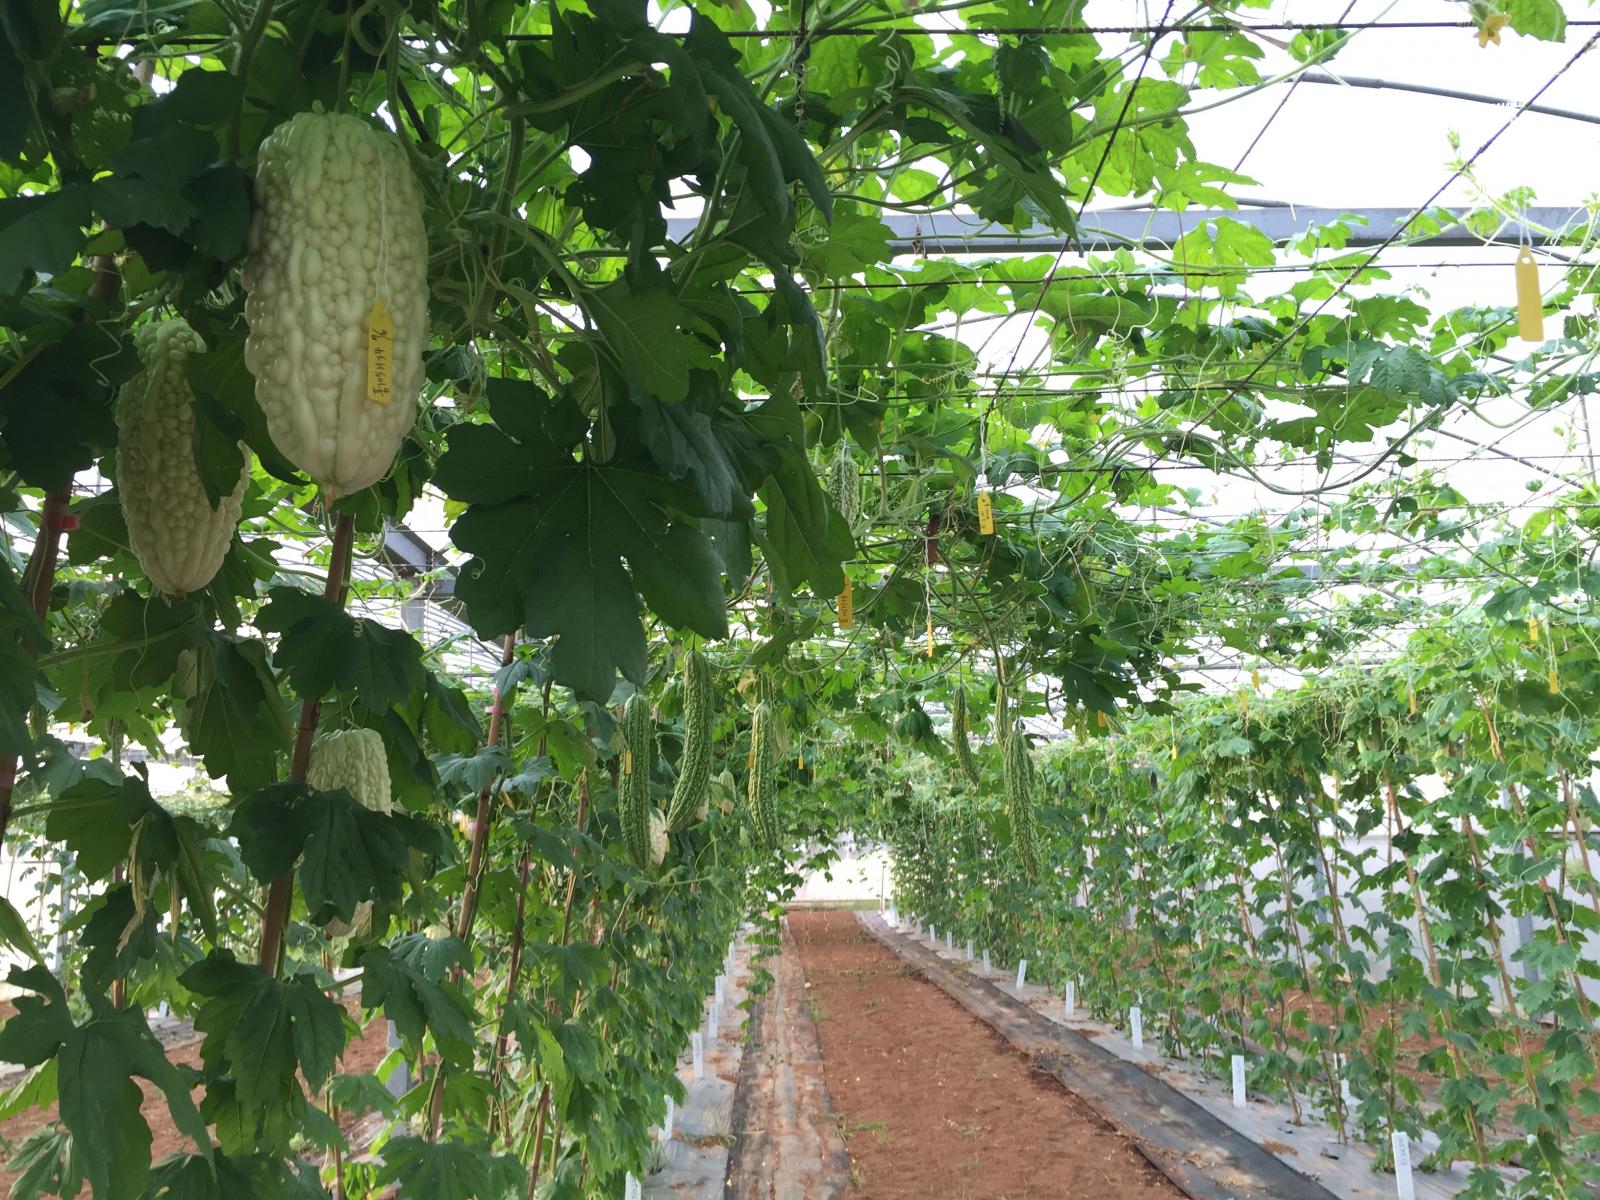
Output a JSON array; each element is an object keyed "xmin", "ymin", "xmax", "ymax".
[{"xmin": 788, "ymin": 910, "xmax": 1184, "ymax": 1200}]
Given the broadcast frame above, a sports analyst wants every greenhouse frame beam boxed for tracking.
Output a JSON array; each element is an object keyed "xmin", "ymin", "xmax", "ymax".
[{"xmin": 670, "ymin": 206, "xmax": 1592, "ymax": 255}]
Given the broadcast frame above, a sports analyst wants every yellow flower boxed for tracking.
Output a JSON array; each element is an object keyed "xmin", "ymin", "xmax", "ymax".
[{"xmin": 1477, "ymin": 12, "xmax": 1510, "ymax": 46}]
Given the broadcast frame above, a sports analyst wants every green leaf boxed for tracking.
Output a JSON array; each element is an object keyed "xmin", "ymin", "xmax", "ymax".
[
  {"xmin": 0, "ymin": 190, "xmax": 90, "ymax": 294},
  {"xmin": 798, "ymin": 211, "xmax": 893, "ymax": 278},
  {"xmin": 58, "ymin": 1004, "xmax": 213, "ymax": 1199},
  {"xmin": 586, "ymin": 280, "xmax": 691, "ymax": 402},
  {"xmin": 375, "ymin": 1135, "xmax": 524, "ymax": 1200},
  {"xmin": 434, "ymin": 745, "xmax": 515, "ymax": 797},
  {"xmin": 184, "ymin": 330, "xmax": 303, "ymax": 486},
  {"xmin": 0, "ymin": 320, "xmax": 135, "ymax": 490},
  {"xmin": 90, "ymin": 175, "xmax": 197, "ymax": 235},
  {"xmin": 148, "ymin": 1151, "xmax": 329, "ymax": 1200},
  {"xmin": 256, "ymin": 588, "xmax": 429, "ymax": 710},
  {"xmin": 448, "ymin": 433, "xmax": 734, "ymax": 698},
  {"xmin": 0, "ymin": 965, "xmax": 71, "ymax": 1069},
  {"xmin": 46, "ymin": 775, "xmax": 158, "ymax": 880},
  {"xmin": 1508, "ymin": 0, "xmax": 1566, "ymax": 41},
  {"xmin": 227, "ymin": 781, "xmax": 312, "ymax": 883},
  {"xmin": 183, "ymin": 952, "xmax": 347, "ymax": 1115},
  {"xmin": 183, "ymin": 632, "xmax": 290, "ymax": 791},
  {"xmin": 627, "ymin": 390, "xmax": 756, "ymax": 521},
  {"xmin": 359, "ymin": 935, "xmax": 476, "ymax": 1067},
  {"xmin": 684, "ymin": 14, "xmax": 831, "ymax": 221},
  {"xmin": 749, "ymin": 395, "xmax": 852, "ymax": 596},
  {"xmin": 297, "ymin": 787, "xmax": 412, "ymax": 922},
  {"xmin": 228, "ymin": 782, "xmax": 414, "ymax": 921}
]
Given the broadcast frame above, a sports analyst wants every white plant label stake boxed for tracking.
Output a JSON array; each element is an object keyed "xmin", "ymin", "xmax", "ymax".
[
  {"xmin": 662, "ymin": 1096, "xmax": 675, "ymax": 1142},
  {"xmin": 945, "ymin": 930, "xmax": 953, "ymax": 951},
  {"xmin": 929, "ymin": 924, "xmax": 937, "ymax": 944},
  {"xmin": 1231, "ymin": 1055, "xmax": 1246, "ymax": 1108},
  {"xmin": 715, "ymin": 975, "xmax": 725, "ymax": 1010},
  {"xmin": 1391, "ymin": 1131, "xmax": 1415, "ymax": 1200},
  {"xmin": 707, "ymin": 1001, "xmax": 718, "ymax": 1042},
  {"xmin": 691, "ymin": 1032, "xmax": 704, "ymax": 1080},
  {"xmin": 1338, "ymin": 1054, "xmax": 1353, "ymax": 1108},
  {"xmin": 965, "ymin": 939, "xmax": 973, "ymax": 960},
  {"xmin": 1130, "ymin": 1006, "xmax": 1144, "ymax": 1050},
  {"xmin": 1065, "ymin": 980, "xmax": 1076, "ymax": 1017},
  {"xmin": 982, "ymin": 949, "xmax": 991, "ymax": 974},
  {"xmin": 625, "ymin": 1174, "xmax": 642, "ymax": 1200},
  {"xmin": 1015, "ymin": 959, "xmax": 1028, "ymax": 989}
]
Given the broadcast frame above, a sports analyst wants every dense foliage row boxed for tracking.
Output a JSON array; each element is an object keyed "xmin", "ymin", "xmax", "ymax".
[{"xmin": 882, "ymin": 596, "xmax": 1600, "ymax": 1198}]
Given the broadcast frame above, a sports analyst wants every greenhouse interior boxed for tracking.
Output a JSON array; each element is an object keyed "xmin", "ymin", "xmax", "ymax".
[{"xmin": 1, "ymin": 0, "xmax": 1599, "ymax": 1196}]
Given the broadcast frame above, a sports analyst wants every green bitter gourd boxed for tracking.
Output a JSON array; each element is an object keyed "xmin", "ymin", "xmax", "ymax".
[{"xmin": 666, "ymin": 649, "xmax": 714, "ymax": 832}]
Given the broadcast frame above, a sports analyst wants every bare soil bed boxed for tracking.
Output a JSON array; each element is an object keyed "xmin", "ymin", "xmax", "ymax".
[{"xmin": 787, "ymin": 910, "xmax": 1185, "ymax": 1200}]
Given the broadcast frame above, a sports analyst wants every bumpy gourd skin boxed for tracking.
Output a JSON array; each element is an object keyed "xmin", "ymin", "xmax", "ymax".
[
  {"xmin": 114, "ymin": 320, "xmax": 248, "ymax": 597},
  {"xmin": 666, "ymin": 650, "xmax": 714, "ymax": 832},
  {"xmin": 243, "ymin": 111, "xmax": 428, "ymax": 497},
  {"xmin": 620, "ymin": 695, "xmax": 654, "ymax": 869},
  {"xmin": 306, "ymin": 728, "xmax": 393, "ymax": 814}
]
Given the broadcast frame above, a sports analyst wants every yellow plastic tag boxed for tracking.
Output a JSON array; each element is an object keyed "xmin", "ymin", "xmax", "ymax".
[
  {"xmin": 925, "ymin": 613, "xmax": 935, "ymax": 658},
  {"xmin": 1549, "ymin": 667, "xmax": 1561, "ymax": 695},
  {"xmin": 1096, "ymin": 710, "xmax": 1107, "ymax": 729},
  {"xmin": 1527, "ymin": 616, "xmax": 1539, "ymax": 643},
  {"xmin": 1251, "ymin": 668, "xmax": 1261, "ymax": 691},
  {"xmin": 1408, "ymin": 688, "xmax": 1417, "ymax": 716},
  {"xmin": 798, "ymin": 752, "xmax": 804, "ymax": 769},
  {"xmin": 977, "ymin": 491, "xmax": 995, "ymax": 536},
  {"xmin": 1514, "ymin": 249, "xmax": 1544, "ymax": 342},
  {"xmin": 623, "ymin": 749, "xmax": 634, "ymax": 774},
  {"xmin": 837, "ymin": 575, "xmax": 854, "ymax": 628},
  {"xmin": 367, "ymin": 300, "xmax": 395, "ymax": 404}
]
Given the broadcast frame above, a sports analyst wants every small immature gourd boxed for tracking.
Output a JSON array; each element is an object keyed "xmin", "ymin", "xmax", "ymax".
[{"xmin": 307, "ymin": 728, "xmax": 392, "ymax": 937}]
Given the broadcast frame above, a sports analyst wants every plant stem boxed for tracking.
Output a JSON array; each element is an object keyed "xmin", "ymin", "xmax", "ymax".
[
  {"xmin": 426, "ymin": 631, "xmax": 517, "ymax": 1139},
  {"xmin": 256, "ymin": 509, "xmax": 356, "ymax": 976}
]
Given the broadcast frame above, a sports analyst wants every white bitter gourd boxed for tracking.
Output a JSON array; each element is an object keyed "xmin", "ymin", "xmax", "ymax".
[
  {"xmin": 114, "ymin": 320, "xmax": 248, "ymax": 597},
  {"xmin": 243, "ymin": 110, "xmax": 429, "ymax": 497}
]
